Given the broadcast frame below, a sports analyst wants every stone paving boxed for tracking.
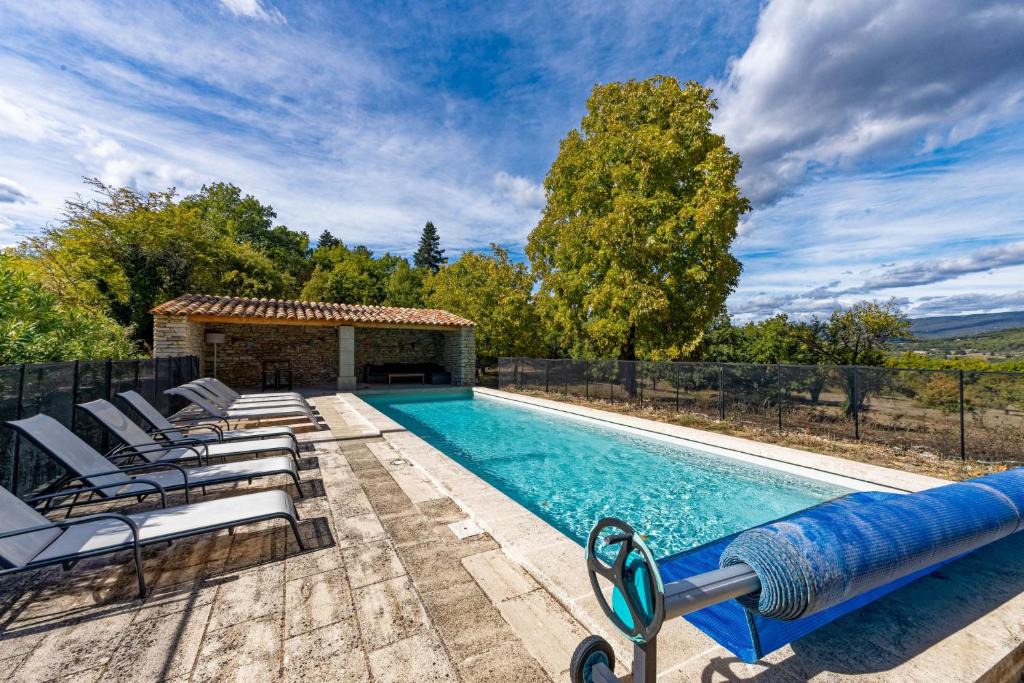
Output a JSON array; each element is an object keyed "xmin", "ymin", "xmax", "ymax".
[{"xmin": 0, "ymin": 395, "xmax": 564, "ymax": 682}]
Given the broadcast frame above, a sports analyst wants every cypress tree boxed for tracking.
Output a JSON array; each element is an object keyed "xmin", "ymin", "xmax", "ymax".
[
  {"xmin": 317, "ymin": 230, "xmax": 339, "ymax": 250},
  {"xmin": 414, "ymin": 221, "xmax": 446, "ymax": 272}
]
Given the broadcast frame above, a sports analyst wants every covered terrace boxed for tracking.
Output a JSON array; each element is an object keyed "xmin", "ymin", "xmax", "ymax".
[{"xmin": 150, "ymin": 294, "xmax": 476, "ymax": 391}]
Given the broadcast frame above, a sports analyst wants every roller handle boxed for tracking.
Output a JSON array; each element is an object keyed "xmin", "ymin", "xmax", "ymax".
[{"xmin": 585, "ymin": 517, "xmax": 666, "ymax": 644}]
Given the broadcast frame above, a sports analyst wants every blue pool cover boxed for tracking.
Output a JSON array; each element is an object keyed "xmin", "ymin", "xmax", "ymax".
[{"xmin": 656, "ymin": 469, "xmax": 1024, "ymax": 663}]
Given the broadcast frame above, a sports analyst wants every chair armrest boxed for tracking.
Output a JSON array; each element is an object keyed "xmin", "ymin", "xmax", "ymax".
[
  {"xmin": 147, "ymin": 425, "xmax": 222, "ymax": 441},
  {"xmin": 108, "ymin": 440, "xmax": 209, "ymax": 465},
  {"xmin": 27, "ymin": 477, "xmax": 168, "ymax": 509},
  {"xmin": 0, "ymin": 512, "xmax": 141, "ymax": 544},
  {"xmin": 169, "ymin": 424, "xmax": 224, "ymax": 439},
  {"xmin": 115, "ymin": 461, "xmax": 190, "ymax": 486},
  {"xmin": 169, "ymin": 414, "xmax": 229, "ymax": 430}
]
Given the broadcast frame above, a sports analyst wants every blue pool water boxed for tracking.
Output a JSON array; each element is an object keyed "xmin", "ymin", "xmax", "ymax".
[{"xmin": 363, "ymin": 391, "xmax": 850, "ymax": 558}]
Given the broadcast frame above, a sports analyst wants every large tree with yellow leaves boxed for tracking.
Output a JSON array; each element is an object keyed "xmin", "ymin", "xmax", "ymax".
[{"xmin": 527, "ymin": 76, "xmax": 749, "ymax": 360}]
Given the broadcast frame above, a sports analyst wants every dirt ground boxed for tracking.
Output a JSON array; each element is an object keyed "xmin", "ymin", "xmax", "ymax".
[{"xmin": 513, "ymin": 389, "xmax": 1016, "ymax": 482}]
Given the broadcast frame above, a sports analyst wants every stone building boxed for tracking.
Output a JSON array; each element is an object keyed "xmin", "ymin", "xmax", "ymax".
[{"xmin": 151, "ymin": 294, "xmax": 476, "ymax": 389}]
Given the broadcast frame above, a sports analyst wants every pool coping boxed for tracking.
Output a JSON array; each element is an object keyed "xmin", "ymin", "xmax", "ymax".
[{"xmin": 341, "ymin": 389, "xmax": 1023, "ymax": 682}]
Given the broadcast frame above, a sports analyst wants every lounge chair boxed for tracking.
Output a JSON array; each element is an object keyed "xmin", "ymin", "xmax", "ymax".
[
  {"xmin": 0, "ymin": 484, "xmax": 304, "ymax": 598},
  {"xmin": 166, "ymin": 386, "xmax": 322, "ymax": 430},
  {"xmin": 182, "ymin": 381, "xmax": 308, "ymax": 410},
  {"xmin": 116, "ymin": 389, "xmax": 298, "ymax": 451},
  {"xmin": 78, "ymin": 399, "xmax": 300, "ymax": 466},
  {"xmin": 4, "ymin": 414, "xmax": 304, "ymax": 515},
  {"xmin": 194, "ymin": 377, "xmax": 306, "ymax": 404}
]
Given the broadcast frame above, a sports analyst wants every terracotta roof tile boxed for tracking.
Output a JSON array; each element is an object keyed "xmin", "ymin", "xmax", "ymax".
[{"xmin": 151, "ymin": 294, "xmax": 475, "ymax": 327}]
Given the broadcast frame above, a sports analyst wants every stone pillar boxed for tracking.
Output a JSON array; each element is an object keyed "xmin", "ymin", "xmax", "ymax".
[
  {"xmin": 337, "ymin": 325, "xmax": 356, "ymax": 390},
  {"xmin": 442, "ymin": 326, "xmax": 476, "ymax": 386},
  {"xmin": 152, "ymin": 314, "xmax": 205, "ymax": 367}
]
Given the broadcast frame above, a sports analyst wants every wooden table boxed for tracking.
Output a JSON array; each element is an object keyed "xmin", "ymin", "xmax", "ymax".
[{"xmin": 388, "ymin": 372, "xmax": 426, "ymax": 385}]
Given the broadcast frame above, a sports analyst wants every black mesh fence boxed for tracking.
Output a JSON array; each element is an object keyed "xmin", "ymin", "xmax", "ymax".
[
  {"xmin": 0, "ymin": 356, "xmax": 200, "ymax": 496},
  {"xmin": 962, "ymin": 371, "xmax": 1024, "ymax": 461},
  {"xmin": 498, "ymin": 357, "xmax": 1024, "ymax": 462}
]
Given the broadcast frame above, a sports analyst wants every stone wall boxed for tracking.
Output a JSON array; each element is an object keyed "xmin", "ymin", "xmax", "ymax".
[
  {"xmin": 153, "ymin": 314, "xmax": 204, "ymax": 364},
  {"xmin": 207, "ymin": 323, "xmax": 339, "ymax": 388},
  {"xmin": 441, "ymin": 327, "xmax": 476, "ymax": 386},
  {"xmin": 354, "ymin": 328, "xmax": 444, "ymax": 381}
]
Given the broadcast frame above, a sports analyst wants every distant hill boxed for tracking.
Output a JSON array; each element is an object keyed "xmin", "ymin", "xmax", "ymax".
[
  {"xmin": 899, "ymin": 328, "xmax": 1024, "ymax": 360},
  {"xmin": 909, "ymin": 311, "xmax": 1024, "ymax": 339}
]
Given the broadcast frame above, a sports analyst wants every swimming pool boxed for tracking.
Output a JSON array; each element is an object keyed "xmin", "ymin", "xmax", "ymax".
[{"xmin": 363, "ymin": 390, "xmax": 851, "ymax": 558}]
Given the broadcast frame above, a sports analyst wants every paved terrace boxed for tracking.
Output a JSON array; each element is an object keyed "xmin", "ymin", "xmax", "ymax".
[
  {"xmin": 1, "ymin": 391, "xmax": 1023, "ymax": 682},
  {"xmin": 0, "ymin": 395, "xmax": 568, "ymax": 682}
]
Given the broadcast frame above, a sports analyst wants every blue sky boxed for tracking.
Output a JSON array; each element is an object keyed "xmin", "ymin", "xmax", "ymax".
[{"xmin": 1, "ymin": 0, "xmax": 1023, "ymax": 321}]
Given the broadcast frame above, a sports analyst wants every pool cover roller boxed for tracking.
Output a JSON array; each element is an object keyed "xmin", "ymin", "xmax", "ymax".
[{"xmin": 571, "ymin": 468, "xmax": 1024, "ymax": 683}]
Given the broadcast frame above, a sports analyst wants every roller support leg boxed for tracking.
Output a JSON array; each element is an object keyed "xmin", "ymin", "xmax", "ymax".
[
  {"xmin": 573, "ymin": 517, "xmax": 762, "ymax": 682},
  {"xmin": 589, "ymin": 661, "xmax": 619, "ymax": 683},
  {"xmin": 632, "ymin": 640, "xmax": 657, "ymax": 683}
]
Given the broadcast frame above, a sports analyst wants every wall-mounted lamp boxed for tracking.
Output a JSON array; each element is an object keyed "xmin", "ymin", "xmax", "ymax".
[{"xmin": 205, "ymin": 332, "xmax": 226, "ymax": 377}]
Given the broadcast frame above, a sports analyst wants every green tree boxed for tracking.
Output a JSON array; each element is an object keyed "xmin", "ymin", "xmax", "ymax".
[
  {"xmin": 743, "ymin": 315, "xmax": 821, "ymax": 365},
  {"xmin": 814, "ymin": 300, "xmax": 912, "ymax": 366},
  {"xmin": 527, "ymin": 76, "xmax": 749, "ymax": 361},
  {"xmin": 316, "ymin": 230, "xmax": 340, "ymax": 250},
  {"xmin": 0, "ymin": 253, "xmax": 136, "ymax": 363},
  {"xmin": 301, "ymin": 244, "xmax": 381, "ymax": 304},
  {"xmin": 25, "ymin": 179, "xmax": 303, "ymax": 347},
  {"xmin": 383, "ymin": 259, "xmax": 424, "ymax": 307},
  {"xmin": 695, "ymin": 313, "xmax": 749, "ymax": 362},
  {"xmin": 423, "ymin": 245, "xmax": 544, "ymax": 364},
  {"xmin": 301, "ymin": 243, "xmax": 423, "ymax": 306},
  {"xmin": 182, "ymin": 183, "xmax": 311, "ymax": 295},
  {"xmin": 812, "ymin": 300, "xmax": 913, "ymax": 416},
  {"xmin": 413, "ymin": 221, "xmax": 446, "ymax": 273}
]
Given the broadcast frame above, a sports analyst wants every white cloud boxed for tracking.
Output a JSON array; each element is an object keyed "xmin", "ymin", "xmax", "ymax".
[
  {"xmin": 912, "ymin": 291, "xmax": 1024, "ymax": 316},
  {"xmin": 493, "ymin": 172, "xmax": 545, "ymax": 211},
  {"xmin": 219, "ymin": 0, "xmax": 284, "ymax": 23},
  {"xmin": 715, "ymin": 0, "xmax": 1024, "ymax": 205},
  {"xmin": 0, "ymin": 2, "xmax": 516, "ymax": 253},
  {"xmin": 73, "ymin": 127, "xmax": 200, "ymax": 191},
  {"xmin": 0, "ymin": 96, "xmax": 55, "ymax": 142},
  {"xmin": 0, "ymin": 177, "xmax": 30, "ymax": 204},
  {"xmin": 864, "ymin": 242, "xmax": 1024, "ymax": 290},
  {"xmin": 727, "ymin": 142, "xmax": 1024, "ymax": 322}
]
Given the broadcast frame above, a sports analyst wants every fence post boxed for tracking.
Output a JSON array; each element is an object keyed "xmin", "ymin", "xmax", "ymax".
[
  {"xmin": 134, "ymin": 359, "xmax": 140, "ymax": 390},
  {"xmin": 70, "ymin": 360, "xmax": 81, "ymax": 431},
  {"xmin": 718, "ymin": 365, "xmax": 725, "ymax": 421},
  {"xmin": 104, "ymin": 359, "xmax": 113, "ymax": 400},
  {"xmin": 585, "ymin": 360, "xmax": 590, "ymax": 400},
  {"xmin": 852, "ymin": 366, "xmax": 860, "ymax": 440},
  {"xmin": 777, "ymin": 363, "xmax": 783, "ymax": 431},
  {"xmin": 564, "ymin": 360, "xmax": 569, "ymax": 395},
  {"xmin": 12, "ymin": 364, "xmax": 26, "ymax": 496},
  {"xmin": 958, "ymin": 369, "xmax": 966, "ymax": 461},
  {"xmin": 544, "ymin": 359, "xmax": 550, "ymax": 393},
  {"xmin": 638, "ymin": 361, "xmax": 644, "ymax": 408},
  {"xmin": 610, "ymin": 365, "xmax": 615, "ymax": 404},
  {"xmin": 674, "ymin": 365, "xmax": 680, "ymax": 411},
  {"xmin": 102, "ymin": 359, "xmax": 113, "ymax": 452}
]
